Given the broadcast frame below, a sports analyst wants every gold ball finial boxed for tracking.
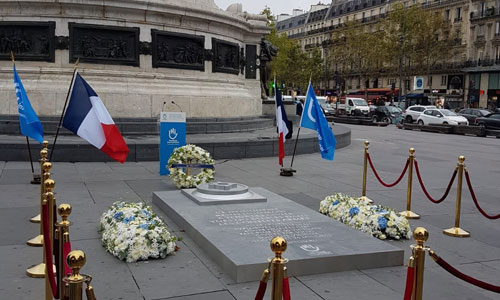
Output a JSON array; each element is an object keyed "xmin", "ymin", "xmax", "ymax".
[
  {"xmin": 413, "ymin": 227, "xmax": 429, "ymax": 245},
  {"xmin": 409, "ymin": 148, "xmax": 415, "ymax": 155},
  {"xmin": 270, "ymin": 236, "xmax": 287, "ymax": 255},
  {"xmin": 364, "ymin": 141, "xmax": 370, "ymax": 147},
  {"xmin": 458, "ymin": 156, "xmax": 465, "ymax": 163},
  {"xmin": 44, "ymin": 178, "xmax": 55, "ymax": 190},
  {"xmin": 42, "ymin": 162, "xmax": 52, "ymax": 171},
  {"xmin": 40, "ymin": 149, "xmax": 48, "ymax": 159},
  {"xmin": 42, "ymin": 140, "xmax": 49, "ymax": 149},
  {"xmin": 67, "ymin": 250, "xmax": 86, "ymax": 271},
  {"xmin": 58, "ymin": 204, "xmax": 72, "ymax": 219}
]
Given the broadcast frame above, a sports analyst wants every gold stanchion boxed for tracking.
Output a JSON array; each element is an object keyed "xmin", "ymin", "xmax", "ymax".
[
  {"xmin": 85, "ymin": 276, "xmax": 96, "ymax": 300},
  {"xmin": 443, "ymin": 156, "xmax": 470, "ymax": 237},
  {"xmin": 412, "ymin": 227, "xmax": 429, "ymax": 300},
  {"xmin": 64, "ymin": 250, "xmax": 86, "ymax": 300},
  {"xmin": 30, "ymin": 140, "xmax": 49, "ymax": 223},
  {"xmin": 401, "ymin": 148, "xmax": 420, "ymax": 219},
  {"xmin": 270, "ymin": 236, "xmax": 287, "ymax": 300},
  {"xmin": 45, "ymin": 188, "xmax": 55, "ymax": 300},
  {"xmin": 56, "ymin": 204, "xmax": 72, "ymax": 299},
  {"xmin": 27, "ymin": 166, "xmax": 55, "ymax": 278},
  {"xmin": 360, "ymin": 141, "xmax": 373, "ymax": 204},
  {"xmin": 27, "ymin": 160, "xmax": 51, "ymax": 247}
]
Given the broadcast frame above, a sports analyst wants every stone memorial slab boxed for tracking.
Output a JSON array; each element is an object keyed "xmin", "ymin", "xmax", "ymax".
[
  {"xmin": 181, "ymin": 181, "xmax": 267, "ymax": 205},
  {"xmin": 153, "ymin": 187, "xmax": 404, "ymax": 283}
]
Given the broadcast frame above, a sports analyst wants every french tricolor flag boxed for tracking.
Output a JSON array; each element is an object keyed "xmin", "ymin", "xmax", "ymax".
[
  {"xmin": 62, "ymin": 71, "xmax": 129, "ymax": 163},
  {"xmin": 275, "ymin": 79, "xmax": 289, "ymax": 166}
]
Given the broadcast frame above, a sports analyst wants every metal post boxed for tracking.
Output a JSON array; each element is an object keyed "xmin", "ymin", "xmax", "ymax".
[
  {"xmin": 26, "ymin": 163, "xmax": 53, "ymax": 278},
  {"xmin": 64, "ymin": 250, "xmax": 86, "ymax": 300},
  {"xmin": 270, "ymin": 236, "xmax": 287, "ymax": 300},
  {"xmin": 401, "ymin": 148, "xmax": 420, "ymax": 219},
  {"xmin": 27, "ymin": 161, "xmax": 51, "ymax": 246},
  {"xmin": 360, "ymin": 141, "xmax": 372, "ymax": 203},
  {"xmin": 412, "ymin": 227, "xmax": 429, "ymax": 300},
  {"xmin": 443, "ymin": 156, "xmax": 470, "ymax": 237},
  {"xmin": 30, "ymin": 140, "xmax": 48, "ymax": 223},
  {"xmin": 45, "ymin": 184, "xmax": 56, "ymax": 300},
  {"xmin": 57, "ymin": 204, "xmax": 72, "ymax": 299}
]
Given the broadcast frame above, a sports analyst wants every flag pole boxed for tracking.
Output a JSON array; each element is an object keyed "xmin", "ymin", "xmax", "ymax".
[
  {"xmin": 11, "ymin": 51, "xmax": 39, "ymax": 184},
  {"xmin": 50, "ymin": 58, "xmax": 79, "ymax": 162},
  {"xmin": 288, "ymin": 74, "xmax": 312, "ymax": 169}
]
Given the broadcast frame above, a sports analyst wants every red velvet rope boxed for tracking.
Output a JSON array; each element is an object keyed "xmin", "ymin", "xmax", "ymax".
[
  {"xmin": 403, "ymin": 266, "xmax": 415, "ymax": 300},
  {"xmin": 283, "ymin": 277, "xmax": 291, "ymax": 300},
  {"xmin": 254, "ymin": 281, "xmax": 267, "ymax": 300},
  {"xmin": 414, "ymin": 160, "xmax": 457, "ymax": 204},
  {"xmin": 430, "ymin": 251, "xmax": 500, "ymax": 293},
  {"xmin": 464, "ymin": 170, "xmax": 500, "ymax": 220},
  {"xmin": 63, "ymin": 241, "xmax": 72, "ymax": 276},
  {"xmin": 42, "ymin": 203, "xmax": 58, "ymax": 298},
  {"xmin": 366, "ymin": 153, "xmax": 409, "ymax": 187}
]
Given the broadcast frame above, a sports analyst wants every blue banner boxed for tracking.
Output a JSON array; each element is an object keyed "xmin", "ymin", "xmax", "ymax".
[
  {"xmin": 13, "ymin": 66, "xmax": 44, "ymax": 143},
  {"xmin": 160, "ymin": 112, "xmax": 186, "ymax": 175},
  {"xmin": 300, "ymin": 83, "xmax": 336, "ymax": 161}
]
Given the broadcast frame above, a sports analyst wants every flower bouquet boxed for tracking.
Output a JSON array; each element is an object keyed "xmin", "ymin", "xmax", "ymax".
[
  {"xmin": 319, "ymin": 193, "xmax": 411, "ymax": 240},
  {"xmin": 99, "ymin": 201, "xmax": 178, "ymax": 262},
  {"xmin": 168, "ymin": 144, "xmax": 215, "ymax": 188}
]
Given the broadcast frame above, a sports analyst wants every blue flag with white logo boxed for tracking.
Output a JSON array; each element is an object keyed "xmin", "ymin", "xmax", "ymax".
[
  {"xmin": 300, "ymin": 82, "xmax": 336, "ymax": 161},
  {"xmin": 13, "ymin": 66, "xmax": 44, "ymax": 143}
]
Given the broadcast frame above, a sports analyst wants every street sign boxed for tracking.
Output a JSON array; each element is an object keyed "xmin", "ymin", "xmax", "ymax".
[
  {"xmin": 414, "ymin": 76, "xmax": 424, "ymax": 90},
  {"xmin": 160, "ymin": 112, "xmax": 186, "ymax": 175}
]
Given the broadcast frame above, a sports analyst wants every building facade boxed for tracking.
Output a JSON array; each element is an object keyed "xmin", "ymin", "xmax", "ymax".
[{"xmin": 277, "ymin": 0, "xmax": 500, "ymax": 109}]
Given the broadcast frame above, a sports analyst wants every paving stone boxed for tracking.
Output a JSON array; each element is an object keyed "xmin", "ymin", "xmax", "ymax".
[{"xmin": 155, "ymin": 290, "xmax": 236, "ymax": 300}]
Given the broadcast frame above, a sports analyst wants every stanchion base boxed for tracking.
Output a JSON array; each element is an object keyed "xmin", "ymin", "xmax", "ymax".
[
  {"xmin": 30, "ymin": 174, "xmax": 41, "ymax": 185},
  {"xmin": 280, "ymin": 168, "xmax": 296, "ymax": 177},
  {"xmin": 26, "ymin": 263, "xmax": 56, "ymax": 278},
  {"xmin": 400, "ymin": 210, "xmax": 420, "ymax": 219},
  {"xmin": 443, "ymin": 227, "xmax": 470, "ymax": 238},
  {"xmin": 359, "ymin": 196, "xmax": 373, "ymax": 204},
  {"xmin": 30, "ymin": 213, "xmax": 41, "ymax": 223},
  {"xmin": 27, "ymin": 234, "xmax": 43, "ymax": 247}
]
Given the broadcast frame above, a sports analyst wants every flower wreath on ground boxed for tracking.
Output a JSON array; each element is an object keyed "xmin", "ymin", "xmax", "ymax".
[
  {"xmin": 99, "ymin": 201, "xmax": 178, "ymax": 263},
  {"xmin": 319, "ymin": 193, "xmax": 411, "ymax": 240},
  {"xmin": 168, "ymin": 144, "xmax": 215, "ymax": 189}
]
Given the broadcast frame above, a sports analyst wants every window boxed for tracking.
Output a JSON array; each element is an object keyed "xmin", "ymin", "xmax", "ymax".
[
  {"xmin": 480, "ymin": 2, "xmax": 486, "ymax": 16},
  {"xmin": 496, "ymin": 22, "xmax": 500, "ymax": 35},
  {"xmin": 491, "ymin": 114, "xmax": 500, "ymax": 120},
  {"xmin": 456, "ymin": 7, "xmax": 462, "ymax": 19},
  {"xmin": 478, "ymin": 24, "xmax": 484, "ymax": 37},
  {"xmin": 429, "ymin": 76, "xmax": 433, "ymax": 86},
  {"xmin": 432, "ymin": 111, "xmax": 443, "ymax": 117},
  {"xmin": 445, "ymin": 9, "xmax": 450, "ymax": 20},
  {"xmin": 424, "ymin": 110, "xmax": 433, "ymax": 116},
  {"xmin": 441, "ymin": 76, "xmax": 447, "ymax": 86}
]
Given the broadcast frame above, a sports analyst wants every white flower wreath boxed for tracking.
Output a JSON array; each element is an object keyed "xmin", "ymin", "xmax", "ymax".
[{"xmin": 168, "ymin": 144, "xmax": 215, "ymax": 188}]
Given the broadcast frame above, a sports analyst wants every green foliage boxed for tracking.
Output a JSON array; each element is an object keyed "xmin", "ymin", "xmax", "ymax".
[{"xmin": 260, "ymin": 6, "xmax": 275, "ymax": 28}]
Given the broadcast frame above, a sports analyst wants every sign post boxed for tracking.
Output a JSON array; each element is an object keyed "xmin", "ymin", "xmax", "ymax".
[{"xmin": 160, "ymin": 112, "xmax": 186, "ymax": 175}]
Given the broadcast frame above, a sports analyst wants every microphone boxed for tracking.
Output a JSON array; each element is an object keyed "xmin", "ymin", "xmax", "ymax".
[{"xmin": 171, "ymin": 101, "xmax": 183, "ymax": 112}]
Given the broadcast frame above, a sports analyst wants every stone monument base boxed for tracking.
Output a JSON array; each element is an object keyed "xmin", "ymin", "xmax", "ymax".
[{"xmin": 153, "ymin": 187, "xmax": 404, "ymax": 283}]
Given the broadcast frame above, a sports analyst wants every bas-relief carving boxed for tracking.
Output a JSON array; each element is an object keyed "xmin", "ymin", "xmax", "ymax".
[
  {"xmin": 0, "ymin": 22, "xmax": 55, "ymax": 62},
  {"xmin": 69, "ymin": 23, "xmax": 139, "ymax": 66},
  {"xmin": 152, "ymin": 30, "xmax": 205, "ymax": 71},
  {"xmin": 212, "ymin": 38, "xmax": 240, "ymax": 75}
]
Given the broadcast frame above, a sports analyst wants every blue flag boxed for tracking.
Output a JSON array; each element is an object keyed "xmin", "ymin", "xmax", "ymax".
[
  {"xmin": 300, "ymin": 82, "xmax": 336, "ymax": 161},
  {"xmin": 13, "ymin": 66, "xmax": 44, "ymax": 143}
]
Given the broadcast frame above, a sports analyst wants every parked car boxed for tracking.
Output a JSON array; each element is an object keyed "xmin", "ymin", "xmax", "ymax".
[
  {"xmin": 417, "ymin": 109, "xmax": 469, "ymax": 125},
  {"xmin": 337, "ymin": 97, "xmax": 370, "ymax": 116},
  {"xmin": 317, "ymin": 97, "xmax": 335, "ymax": 116},
  {"xmin": 457, "ymin": 108, "xmax": 491, "ymax": 124},
  {"xmin": 475, "ymin": 113, "xmax": 500, "ymax": 130},
  {"xmin": 402, "ymin": 105, "xmax": 436, "ymax": 123},
  {"xmin": 371, "ymin": 106, "xmax": 402, "ymax": 124}
]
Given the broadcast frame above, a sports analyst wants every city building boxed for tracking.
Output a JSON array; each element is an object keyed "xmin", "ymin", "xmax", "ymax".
[{"xmin": 276, "ymin": 0, "xmax": 500, "ymax": 109}]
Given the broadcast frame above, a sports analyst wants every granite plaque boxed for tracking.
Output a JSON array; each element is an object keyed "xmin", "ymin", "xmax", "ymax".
[
  {"xmin": 0, "ymin": 22, "xmax": 55, "ymax": 62},
  {"xmin": 181, "ymin": 182, "xmax": 267, "ymax": 205},
  {"xmin": 152, "ymin": 30, "xmax": 205, "ymax": 71},
  {"xmin": 153, "ymin": 187, "xmax": 404, "ymax": 283},
  {"xmin": 69, "ymin": 23, "xmax": 139, "ymax": 66},
  {"xmin": 212, "ymin": 38, "xmax": 240, "ymax": 75}
]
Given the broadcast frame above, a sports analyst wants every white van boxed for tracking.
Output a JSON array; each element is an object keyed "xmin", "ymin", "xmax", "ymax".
[{"xmin": 340, "ymin": 97, "xmax": 370, "ymax": 115}]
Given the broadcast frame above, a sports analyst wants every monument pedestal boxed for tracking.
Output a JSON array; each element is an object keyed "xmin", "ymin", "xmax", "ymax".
[{"xmin": 153, "ymin": 186, "xmax": 404, "ymax": 283}]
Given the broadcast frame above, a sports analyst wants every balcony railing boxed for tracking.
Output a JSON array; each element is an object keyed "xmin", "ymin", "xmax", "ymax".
[{"xmin": 470, "ymin": 8, "xmax": 498, "ymax": 20}]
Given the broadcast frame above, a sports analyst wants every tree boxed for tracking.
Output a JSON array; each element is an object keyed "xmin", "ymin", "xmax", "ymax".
[{"xmin": 260, "ymin": 6, "xmax": 276, "ymax": 28}]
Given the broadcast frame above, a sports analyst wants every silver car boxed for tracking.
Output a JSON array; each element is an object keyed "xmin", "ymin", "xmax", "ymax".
[
  {"xmin": 402, "ymin": 105, "xmax": 436, "ymax": 123},
  {"xmin": 417, "ymin": 109, "xmax": 469, "ymax": 126}
]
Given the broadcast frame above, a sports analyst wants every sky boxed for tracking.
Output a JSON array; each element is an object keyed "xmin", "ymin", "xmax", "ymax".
[{"xmin": 213, "ymin": 0, "xmax": 326, "ymax": 15}]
